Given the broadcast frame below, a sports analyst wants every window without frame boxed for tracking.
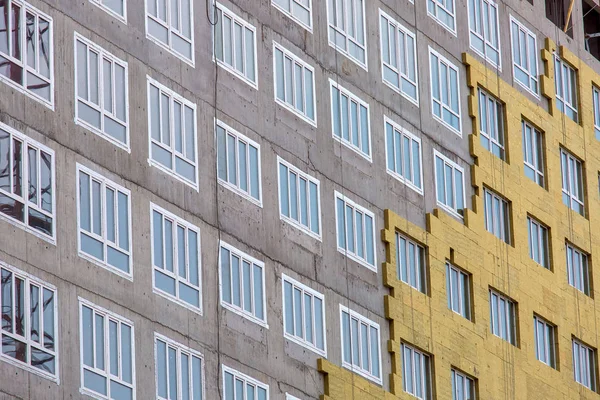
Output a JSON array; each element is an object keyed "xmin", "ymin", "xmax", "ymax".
[{"xmin": 146, "ymin": 0, "xmax": 194, "ymax": 64}]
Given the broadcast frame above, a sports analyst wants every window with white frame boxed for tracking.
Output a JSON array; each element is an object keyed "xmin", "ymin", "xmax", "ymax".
[
  {"xmin": 573, "ymin": 339, "xmax": 597, "ymax": 391},
  {"xmin": 335, "ymin": 192, "xmax": 376, "ymax": 270},
  {"xmin": 340, "ymin": 305, "xmax": 381, "ymax": 384},
  {"xmin": 278, "ymin": 157, "xmax": 321, "ymax": 238},
  {"xmin": 148, "ymin": 77, "xmax": 198, "ymax": 188},
  {"xmin": 151, "ymin": 204, "xmax": 202, "ymax": 311},
  {"xmin": 285, "ymin": 394, "xmax": 301, "ymax": 400},
  {"xmin": 385, "ymin": 118, "xmax": 423, "ymax": 193},
  {"xmin": 554, "ymin": 55, "xmax": 578, "ymax": 122},
  {"xmin": 216, "ymin": 120, "xmax": 261, "ymax": 205},
  {"xmin": 90, "ymin": 0, "xmax": 126, "ymax": 21},
  {"xmin": 527, "ymin": 216, "xmax": 549, "ymax": 269},
  {"xmin": 560, "ymin": 148, "xmax": 585, "ymax": 215},
  {"xmin": 214, "ymin": 3, "xmax": 257, "ymax": 87},
  {"xmin": 0, "ymin": 123, "xmax": 55, "ymax": 241},
  {"xmin": 446, "ymin": 263, "xmax": 470, "ymax": 319},
  {"xmin": 489, "ymin": 290, "xmax": 517, "ymax": 345},
  {"xmin": 273, "ymin": 0, "xmax": 312, "ymax": 30},
  {"xmin": 428, "ymin": 0, "xmax": 456, "ymax": 33},
  {"xmin": 155, "ymin": 333, "xmax": 204, "ymax": 400},
  {"xmin": 80, "ymin": 299, "xmax": 135, "ymax": 400},
  {"xmin": 379, "ymin": 10, "xmax": 418, "ymax": 103},
  {"xmin": 0, "ymin": 0, "xmax": 53, "ymax": 106},
  {"xmin": 145, "ymin": 0, "xmax": 193, "ymax": 64},
  {"xmin": 451, "ymin": 369, "xmax": 476, "ymax": 400},
  {"xmin": 326, "ymin": 0, "xmax": 367, "ymax": 67},
  {"xmin": 282, "ymin": 274, "xmax": 326, "ymax": 355},
  {"xmin": 534, "ymin": 316, "xmax": 556, "ymax": 368},
  {"xmin": 396, "ymin": 233, "xmax": 427, "ymax": 293},
  {"xmin": 222, "ymin": 365, "xmax": 268, "ymax": 400},
  {"xmin": 483, "ymin": 188, "xmax": 510, "ymax": 244},
  {"xmin": 429, "ymin": 48, "xmax": 461, "ymax": 134},
  {"xmin": 273, "ymin": 42, "xmax": 316, "ymax": 124},
  {"xmin": 593, "ymin": 87, "xmax": 600, "ymax": 140},
  {"xmin": 75, "ymin": 33, "xmax": 129, "ymax": 149},
  {"xmin": 434, "ymin": 151, "xmax": 465, "ymax": 218},
  {"xmin": 478, "ymin": 89, "xmax": 504, "ymax": 159},
  {"xmin": 0, "ymin": 262, "xmax": 57, "ymax": 380},
  {"xmin": 566, "ymin": 242, "xmax": 590, "ymax": 295},
  {"xmin": 510, "ymin": 17, "xmax": 538, "ymax": 95},
  {"xmin": 402, "ymin": 343, "xmax": 432, "ymax": 400},
  {"xmin": 330, "ymin": 80, "xmax": 371, "ymax": 159},
  {"xmin": 219, "ymin": 241, "xmax": 266, "ymax": 325},
  {"xmin": 522, "ymin": 121, "xmax": 544, "ymax": 187},
  {"xmin": 468, "ymin": 0, "xmax": 500, "ymax": 67},
  {"xmin": 77, "ymin": 164, "xmax": 131, "ymax": 276}
]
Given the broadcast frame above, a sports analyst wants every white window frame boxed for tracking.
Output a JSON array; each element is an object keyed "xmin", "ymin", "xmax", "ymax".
[
  {"xmin": 429, "ymin": 47, "xmax": 462, "ymax": 135},
  {"xmin": 434, "ymin": 150, "xmax": 465, "ymax": 219},
  {"xmin": 451, "ymin": 369, "xmax": 476, "ymax": 400},
  {"xmin": 144, "ymin": 0, "xmax": 194, "ymax": 66},
  {"xmin": 395, "ymin": 232, "xmax": 427, "ymax": 294},
  {"xmin": 534, "ymin": 316, "xmax": 556, "ymax": 368},
  {"xmin": 74, "ymin": 32, "xmax": 130, "ymax": 151},
  {"xmin": 554, "ymin": 55, "xmax": 578, "ymax": 122},
  {"xmin": 0, "ymin": 261, "xmax": 59, "ymax": 383},
  {"xmin": 427, "ymin": 0, "xmax": 456, "ymax": 35},
  {"xmin": 339, "ymin": 304, "xmax": 382, "ymax": 385},
  {"xmin": 573, "ymin": 339, "xmax": 597, "ymax": 391},
  {"xmin": 222, "ymin": 365, "xmax": 269, "ymax": 400},
  {"xmin": 483, "ymin": 188, "xmax": 511, "ymax": 244},
  {"xmin": 90, "ymin": 0, "xmax": 127, "ymax": 23},
  {"xmin": 384, "ymin": 117, "xmax": 423, "ymax": 194},
  {"xmin": 560, "ymin": 148, "xmax": 585, "ymax": 215},
  {"xmin": 401, "ymin": 343, "xmax": 432, "ymax": 399},
  {"xmin": 150, "ymin": 203, "xmax": 202, "ymax": 314},
  {"xmin": 593, "ymin": 86, "xmax": 600, "ymax": 140},
  {"xmin": 566, "ymin": 242, "xmax": 590, "ymax": 295},
  {"xmin": 468, "ymin": 0, "xmax": 501, "ymax": 68},
  {"xmin": 522, "ymin": 120, "xmax": 544, "ymax": 187},
  {"xmin": 282, "ymin": 274, "xmax": 327, "ymax": 356},
  {"xmin": 446, "ymin": 262, "xmax": 471, "ymax": 320},
  {"xmin": 489, "ymin": 289, "xmax": 517, "ymax": 345},
  {"xmin": 478, "ymin": 88, "xmax": 505, "ymax": 159},
  {"xmin": 509, "ymin": 16, "xmax": 539, "ymax": 97},
  {"xmin": 285, "ymin": 394, "xmax": 301, "ymax": 400},
  {"xmin": 527, "ymin": 216, "xmax": 549, "ymax": 269},
  {"xmin": 326, "ymin": 0, "xmax": 368, "ymax": 69},
  {"xmin": 272, "ymin": 0, "xmax": 313, "ymax": 31}
]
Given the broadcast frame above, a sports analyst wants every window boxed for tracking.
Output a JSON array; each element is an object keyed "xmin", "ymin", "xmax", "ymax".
[
  {"xmin": 402, "ymin": 343, "xmax": 431, "ymax": 399},
  {"xmin": 429, "ymin": 48, "xmax": 461, "ymax": 134},
  {"xmin": 222, "ymin": 365, "xmax": 269, "ymax": 400},
  {"xmin": 155, "ymin": 333, "xmax": 204, "ymax": 400},
  {"xmin": 545, "ymin": 0, "xmax": 572, "ymax": 37},
  {"xmin": 379, "ymin": 10, "xmax": 418, "ymax": 103},
  {"xmin": 151, "ymin": 204, "xmax": 202, "ymax": 312},
  {"xmin": 330, "ymin": 80, "xmax": 371, "ymax": 159},
  {"xmin": 77, "ymin": 164, "xmax": 132, "ymax": 277},
  {"xmin": 573, "ymin": 339, "xmax": 596, "ymax": 391},
  {"xmin": 534, "ymin": 316, "xmax": 556, "ymax": 368},
  {"xmin": 428, "ymin": 0, "xmax": 456, "ymax": 33},
  {"xmin": 510, "ymin": 17, "xmax": 538, "ymax": 96},
  {"xmin": 214, "ymin": 3, "xmax": 257, "ymax": 87},
  {"xmin": 90, "ymin": 0, "xmax": 126, "ymax": 22},
  {"xmin": 468, "ymin": 0, "xmax": 500, "ymax": 67},
  {"xmin": 285, "ymin": 395, "xmax": 301, "ymax": 400},
  {"xmin": 566, "ymin": 243, "xmax": 590, "ymax": 295},
  {"xmin": 560, "ymin": 148, "xmax": 584, "ymax": 215},
  {"xmin": 527, "ymin": 216, "xmax": 550, "ymax": 269},
  {"xmin": 451, "ymin": 369, "xmax": 476, "ymax": 400},
  {"xmin": 216, "ymin": 120, "xmax": 262, "ymax": 205},
  {"xmin": 434, "ymin": 151, "xmax": 465, "ymax": 218},
  {"xmin": 75, "ymin": 33, "xmax": 129, "ymax": 150},
  {"xmin": 554, "ymin": 55, "xmax": 578, "ymax": 122},
  {"xmin": 446, "ymin": 263, "xmax": 470, "ymax": 319},
  {"xmin": 326, "ymin": 0, "xmax": 367, "ymax": 67},
  {"xmin": 0, "ymin": 0, "xmax": 53, "ymax": 106},
  {"xmin": 340, "ymin": 305, "xmax": 381, "ymax": 384},
  {"xmin": 396, "ymin": 233, "xmax": 427, "ymax": 293},
  {"xmin": 593, "ymin": 86, "xmax": 600, "ymax": 140},
  {"xmin": 489, "ymin": 290, "xmax": 516, "ymax": 345},
  {"xmin": 483, "ymin": 188, "xmax": 510, "ymax": 244},
  {"xmin": 145, "ymin": 0, "xmax": 193, "ymax": 64},
  {"xmin": 385, "ymin": 117, "xmax": 423, "ymax": 193},
  {"xmin": 522, "ymin": 121, "xmax": 544, "ymax": 186},
  {"xmin": 478, "ymin": 89, "xmax": 504, "ymax": 159},
  {"xmin": 148, "ymin": 77, "xmax": 198, "ymax": 188},
  {"xmin": 335, "ymin": 192, "xmax": 376, "ymax": 270},
  {"xmin": 0, "ymin": 123, "xmax": 55, "ymax": 241},
  {"xmin": 0, "ymin": 262, "xmax": 57, "ymax": 381},
  {"xmin": 273, "ymin": 42, "xmax": 316, "ymax": 124},
  {"xmin": 80, "ymin": 299, "xmax": 135, "ymax": 400},
  {"xmin": 282, "ymin": 274, "xmax": 326, "ymax": 355},
  {"xmin": 272, "ymin": 0, "xmax": 312, "ymax": 30},
  {"xmin": 278, "ymin": 157, "xmax": 321, "ymax": 238},
  {"xmin": 219, "ymin": 241, "xmax": 266, "ymax": 326}
]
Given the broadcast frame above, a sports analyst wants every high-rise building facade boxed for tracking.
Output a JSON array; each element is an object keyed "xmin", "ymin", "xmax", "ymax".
[{"xmin": 1, "ymin": 0, "xmax": 600, "ymax": 399}]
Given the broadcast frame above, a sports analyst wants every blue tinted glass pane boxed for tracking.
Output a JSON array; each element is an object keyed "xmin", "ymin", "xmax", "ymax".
[
  {"xmin": 299, "ymin": 179, "xmax": 308, "ymax": 227},
  {"xmin": 243, "ymin": 261, "xmax": 252, "ymax": 313},
  {"xmin": 165, "ymin": 219, "xmax": 173, "ymax": 272},
  {"xmin": 84, "ymin": 369, "xmax": 107, "ymax": 395},
  {"xmin": 221, "ymin": 248, "xmax": 231, "ymax": 303},
  {"xmin": 258, "ymin": 388, "xmax": 267, "ymax": 400},
  {"xmin": 188, "ymin": 230, "xmax": 199, "ymax": 286},
  {"xmin": 106, "ymin": 188, "xmax": 115, "ymax": 243},
  {"xmin": 315, "ymin": 297, "xmax": 324, "ymax": 350},
  {"xmin": 231, "ymin": 256, "xmax": 240, "ymax": 307},
  {"xmin": 253, "ymin": 264, "xmax": 264, "ymax": 320},
  {"xmin": 217, "ymin": 126, "xmax": 227, "ymax": 181},
  {"xmin": 294, "ymin": 287, "xmax": 303, "ymax": 338},
  {"xmin": 110, "ymin": 380, "xmax": 133, "ymax": 400},
  {"xmin": 82, "ymin": 305, "xmax": 94, "ymax": 366},
  {"xmin": 153, "ymin": 211, "xmax": 164, "ymax": 269},
  {"xmin": 284, "ymin": 281, "xmax": 294, "ymax": 335},
  {"xmin": 192, "ymin": 356, "xmax": 202, "ymax": 400},
  {"xmin": 180, "ymin": 283, "xmax": 200, "ymax": 307},
  {"xmin": 337, "ymin": 198, "xmax": 345, "ymax": 248},
  {"xmin": 370, "ymin": 326, "xmax": 380, "ymax": 377},
  {"xmin": 279, "ymin": 163, "xmax": 289, "ymax": 216},
  {"xmin": 332, "ymin": 87, "xmax": 341, "ymax": 137},
  {"xmin": 118, "ymin": 192, "xmax": 129, "ymax": 250},
  {"xmin": 95, "ymin": 314, "xmax": 104, "ymax": 370},
  {"xmin": 181, "ymin": 353, "xmax": 190, "ymax": 400},
  {"xmin": 92, "ymin": 180, "xmax": 101, "ymax": 236},
  {"xmin": 79, "ymin": 173, "xmax": 91, "ymax": 230},
  {"xmin": 249, "ymin": 146, "xmax": 260, "ymax": 200},
  {"xmin": 155, "ymin": 270, "xmax": 176, "ymax": 295},
  {"xmin": 121, "ymin": 324, "xmax": 132, "ymax": 383},
  {"xmin": 365, "ymin": 215, "xmax": 374, "ymax": 265},
  {"xmin": 107, "ymin": 248, "xmax": 129, "ymax": 273},
  {"xmin": 110, "ymin": 320, "xmax": 118, "ymax": 376},
  {"xmin": 178, "ymin": 226, "xmax": 186, "ymax": 279},
  {"xmin": 342, "ymin": 311, "xmax": 351, "ymax": 362},
  {"xmin": 360, "ymin": 106, "xmax": 369, "ymax": 154},
  {"xmin": 305, "ymin": 69, "xmax": 314, "ymax": 119},
  {"xmin": 157, "ymin": 340, "xmax": 167, "ymax": 398},
  {"xmin": 309, "ymin": 182, "xmax": 319, "ymax": 234},
  {"xmin": 169, "ymin": 346, "xmax": 177, "ymax": 399},
  {"xmin": 238, "ymin": 141, "xmax": 248, "ymax": 192}
]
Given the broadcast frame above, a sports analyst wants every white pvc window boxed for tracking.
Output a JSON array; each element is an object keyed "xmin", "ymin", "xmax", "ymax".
[
  {"xmin": 554, "ymin": 55, "xmax": 578, "ymax": 122},
  {"xmin": 335, "ymin": 192, "xmax": 376, "ymax": 270},
  {"xmin": 79, "ymin": 299, "xmax": 135, "ymax": 400},
  {"xmin": 151, "ymin": 204, "xmax": 202, "ymax": 312},
  {"xmin": 273, "ymin": 0, "xmax": 312, "ymax": 30},
  {"xmin": 385, "ymin": 117, "xmax": 423, "ymax": 193},
  {"xmin": 522, "ymin": 121, "xmax": 544, "ymax": 187},
  {"xmin": 573, "ymin": 339, "xmax": 597, "ymax": 391},
  {"xmin": 330, "ymin": 80, "xmax": 371, "ymax": 159},
  {"xmin": 560, "ymin": 148, "xmax": 584, "ymax": 216},
  {"xmin": 527, "ymin": 216, "xmax": 549, "ymax": 269},
  {"xmin": 468, "ymin": 0, "xmax": 500, "ymax": 67},
  {"xmin": 0, "ymin": 262, "xmax": 57, "ymax": 381},
  {"xmin": 0, "ymin": 0, "xmax": 53, "ymax": 106},
  {"xmin": 483, "ymin": 188, "xmax": 510, "ymax": 244},
  {"xmin": 451, "ymin": 369, "xmax": 476, "ymax": 400},
  {"xmin": 282, "ymin": 274, "xmax": 326, "ymax": 356},
  {"xmin": 155, "ymin": 333, "xmax": 204, "ymax": 400},
  {"xmin": 340, "ymin": 305, "xmax": 381, "ymax": 384},
  {"xmin": 593, "ymin": 87, "xmax": 600, "ymax": 140},
  {"xmin": 285, "ymin": 394, "xmax": 301, "ymax": 400},
  {"xmin": 222, "ymin": 366, "xmax": 269, "ymax": 400},
  {"xmin": 90, "ymin": 0, "xmax": 126, "ymax": 22},
  {"xmin": 379, "ymin": 10, "xmax": 418, "ymax": 103},
  {"xmin": 510, "ymin": 17, "xmax": 538, "ymax": 96},
  {"xmin": 77, "ymin": 164, "xmax": 132, "ymax": 277},
  {"xmin": 0, "ymin": 123, "xmax": 55, "ymax": 242},
  {"xmin": 478, "ymin": 89, "xmax": 504, "ymax": 159},
  {"xmin": 402, "ymin": 343, "xmax": 431, "ymax": 400},
  {"xmin": 489, "ymin": 290, "xmax": 516, "ymax": 345},
  {"xmin": 326, "ymin": 0, "xmax": 367, "ymax": 67},
  {"xmin": 278, "ymin": 157, "xmax": 321, "ymax": 238},
  {"xmin": 566, "ymin": 243, "xmax": 590, "ymax": 295},
  {"xmin": 214, "ymin": 3, "xmax": 257, "ymax": 87},
  {"xmin": 75, "ymin": 33, "xmax": 129, "ymax": 150},
  {"xmin": 446, "ymin": 263, "xmax": 470, "ymax": 319},
  {"xmin": 145, "ymin": 0, "xmax": 194, "ymax": 64},
  {"xmin": 429, "ymin": 48, "xmax": 461, "ymax": 134},
  {"xmin": 428, "ymin": 0, "xmax": 455, "ymax": 33},
  {"xmin": 434, "ymin": 151, "xmax": 465, "ymax": 218},
  {"xmin": 534, "ymin": 316, "xmax": 556, "ymax": 368},
  {"xmin": 396, "ymin": 233, "xmax": 427, "ymax": 293},
  {"xmin": 219, "ymin": 241, "xmax": 266, "ymax": 326}
]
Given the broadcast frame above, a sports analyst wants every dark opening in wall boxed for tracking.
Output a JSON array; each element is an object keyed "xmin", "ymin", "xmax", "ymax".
[
  {"xmin": 583, "ymin": 0, "xmax": 600, "ymax": 60},
  {"xmin": 546, "ymin": 0, "xmax": 574, "ymax": 37}
]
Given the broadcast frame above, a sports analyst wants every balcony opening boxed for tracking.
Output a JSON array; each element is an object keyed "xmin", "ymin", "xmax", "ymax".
[
  {"xmin": 546, "ymin": 0, "xmax": 574, "ymax": 37},
  {"xmin": 583, "ymin": 0, "xmax": 600, "ymax": 60}
]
